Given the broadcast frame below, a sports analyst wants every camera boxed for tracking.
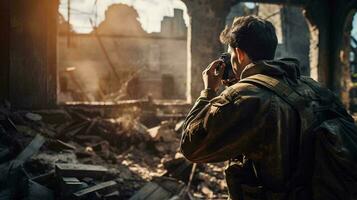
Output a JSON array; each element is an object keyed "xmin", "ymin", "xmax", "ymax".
[{"xmin": 218, "ymin": 53, "xmax": 234, "ymax": 80}]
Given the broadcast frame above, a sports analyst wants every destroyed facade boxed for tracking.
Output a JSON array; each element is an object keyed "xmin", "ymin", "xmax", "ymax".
[{"xmin": 0, "ymin": 0, "xmax": 356, "ymax": 199}]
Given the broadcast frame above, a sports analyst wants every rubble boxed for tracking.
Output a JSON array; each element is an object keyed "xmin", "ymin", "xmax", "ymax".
[
  {"xmin": 0, "ymin": 103, "xmax": 228, "ymax": 199},
  {"xmin": 129, "ymin": 177, "xmax": 185, "ymax": 200},
  {"xmin": 55, "ymin": 163, "xmax": 108, "ymax": 178},
  {"xmin": 73, "ymin": 180, "xmax": 118, "ymax": 199}
]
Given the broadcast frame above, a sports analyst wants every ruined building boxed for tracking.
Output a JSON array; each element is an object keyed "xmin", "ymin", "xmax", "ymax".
[
  {"xmin": 0, "ymin": 0, "xmax": 356, "ymax": 110},
  {"xmin": 58, "ymin": 4, "xmax": 188, "ymax": 102},
  {"xmin": 0, "ymin": 0, "xmax": 357, "ymax": 199}
]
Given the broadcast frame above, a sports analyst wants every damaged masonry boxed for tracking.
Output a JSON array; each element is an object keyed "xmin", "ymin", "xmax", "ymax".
[
  {"xmin": 0, "ymin": 102, "xmax": 227, "ymax": 199},
  {"xmin": 1, "ymin": 0, "xmax": 357, "ymax": 199}
]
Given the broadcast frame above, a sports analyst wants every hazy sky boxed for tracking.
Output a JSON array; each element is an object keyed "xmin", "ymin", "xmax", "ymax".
[{"xmin": 59, "ymin": 0, "xmax": 188, "ymax": 33}]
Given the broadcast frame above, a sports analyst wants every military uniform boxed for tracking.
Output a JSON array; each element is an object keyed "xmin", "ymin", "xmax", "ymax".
[{"xmin": 180, "ymin": 58, "xmax": 304, "ymax": 199}]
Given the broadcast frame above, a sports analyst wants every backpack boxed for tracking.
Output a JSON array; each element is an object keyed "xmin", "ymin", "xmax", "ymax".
[{"xmin": 240, "ymin": 74, "xmax": 357, "ymax": 200}]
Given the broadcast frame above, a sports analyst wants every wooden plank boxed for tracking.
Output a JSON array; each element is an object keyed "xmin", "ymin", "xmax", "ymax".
[
  {"xmin": 55, "ymin": 163, "xmax": 108, "ymax": 178},
  {"xmin": 73, "ymin": 180, "xmax": 117, "ymax": 199},
  {"xmin": 15, "ymin": 134, "xmax": 45, "ymax": 164}
]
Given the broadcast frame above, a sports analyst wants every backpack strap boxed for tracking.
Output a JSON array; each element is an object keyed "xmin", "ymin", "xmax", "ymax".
[
  {"xmin": 240, "ymin": 74, "xmax": 317, "ymax": 199},
  {"xmin": 239, "ymin": 74, "xmax": 306, "ymax": 112},
  {"xmin": 239, "ymin": 74, "xmax": 317, "ymax": 130}
]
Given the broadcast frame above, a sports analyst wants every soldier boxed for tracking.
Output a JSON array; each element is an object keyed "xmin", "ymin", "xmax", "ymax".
[{"xmin": 180, "ymin": 15, "xmax": 357, "ymax": 200}]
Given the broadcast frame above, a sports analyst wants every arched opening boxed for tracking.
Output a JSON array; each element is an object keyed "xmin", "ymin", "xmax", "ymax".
[
  {"xmin": 344, "ymin": 10, "xmax": 357, "ymax": 113},
  {"xmin": 57, "ymin": 0, "xmax": 190, "ymax": 103}
]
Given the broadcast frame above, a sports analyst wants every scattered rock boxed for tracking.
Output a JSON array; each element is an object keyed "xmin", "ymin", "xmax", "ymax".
[{"xmin": 25, "ymin": 112, "xmax": 43, "ymax": 122}]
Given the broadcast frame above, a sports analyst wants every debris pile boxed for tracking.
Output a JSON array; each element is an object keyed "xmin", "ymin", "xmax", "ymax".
[{"xmin": 0, "ymin": 102, "xmax": 228, "ymax": 199}]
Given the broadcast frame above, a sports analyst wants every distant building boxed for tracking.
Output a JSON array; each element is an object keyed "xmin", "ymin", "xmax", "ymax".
[
  {"xmin": 160, "ymin": 9, "xmax": 187, "ymax": 38},
  {"xmin": 58, "ymin": 4, "xmax": 187, "ymax": 102}
]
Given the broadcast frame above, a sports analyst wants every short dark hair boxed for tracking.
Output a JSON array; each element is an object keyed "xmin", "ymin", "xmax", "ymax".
[{"xmin": 220, "ymin": 15, "xmax": 278, "ymax": 61}]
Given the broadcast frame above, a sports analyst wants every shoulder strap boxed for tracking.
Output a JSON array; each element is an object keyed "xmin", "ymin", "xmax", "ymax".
[
  {"xmin": 240, "ymin": 74, "xmax": 317, "ymax": 198},
  {"xmin": 239, "ymin": 74, "xmax": 307, "ymax": 112},
  {"xmin": 239, "ymin": 72, "xmax": 320, "ymax": 128}
]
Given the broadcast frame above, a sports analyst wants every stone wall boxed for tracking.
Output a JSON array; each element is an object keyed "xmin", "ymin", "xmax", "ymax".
[
  {"xmin": 58, "ymin": 4, "xmax": 187, "ymax": 102},
  {"xmin": 59, "ymin": 36, "xmax": 187, "ymax": 101}
]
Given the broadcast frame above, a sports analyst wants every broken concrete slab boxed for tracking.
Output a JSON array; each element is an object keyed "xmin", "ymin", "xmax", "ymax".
[
  {"xmin": 25, "ymin": 113, "xmax": 43, "ymax": 122},
  {"xmin": 55, "ymin": 163, "xmax": 108, "ymax": 179}
]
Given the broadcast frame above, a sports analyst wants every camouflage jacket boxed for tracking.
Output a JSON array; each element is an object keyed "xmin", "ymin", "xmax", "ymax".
[{"xmin": 180, "ymin": 58, "xmax": 303, "ymax": 199}]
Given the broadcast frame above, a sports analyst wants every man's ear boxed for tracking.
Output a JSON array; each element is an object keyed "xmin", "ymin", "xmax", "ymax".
[{"xmin": 235, "ymin": 48, "xmax": 245, "ymax": 64}]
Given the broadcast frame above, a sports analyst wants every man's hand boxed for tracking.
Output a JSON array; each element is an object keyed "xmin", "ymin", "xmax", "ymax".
[
  {"xmin": 222, "ymin": 77, "xmax": 238, "ymax": 87},
  {"xmin": 202, "ymin": 60, "xmax": 225, "ymax": 92}
]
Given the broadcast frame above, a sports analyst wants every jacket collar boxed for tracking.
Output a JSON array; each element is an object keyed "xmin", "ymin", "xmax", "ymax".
[{"xmin": 240, "ymin": 58, "xmax": 301, "ymax": 84}]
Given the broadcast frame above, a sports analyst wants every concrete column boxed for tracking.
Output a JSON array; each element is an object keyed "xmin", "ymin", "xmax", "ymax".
[
  {"xmin": 338, "ymin": 11, "xmax": 354, "ymax": 110},
  {"xmin": 182, "ymin": 0, "xmax": 234, "ymax": 102},
  {"xmin": 9, "ymin": 0, "xmax": 58, "ymax": 108},
  {"xmin": 0, "ymin": 0, "xmax": 10, "ymax": 101},
  {"xmin": 304, "ymin": 0, "xmax": 331, "ymax": 86},
  {"xmin": 329, "ymin": 0, "xmax": 357, "ymax": 108},
  {"xmin": 280, "ymin": 6, "xmax": 310, "ymax": 76},
  {"xmin": 305, "ymin": 0, "xmax": 357, "ymax": 108}
]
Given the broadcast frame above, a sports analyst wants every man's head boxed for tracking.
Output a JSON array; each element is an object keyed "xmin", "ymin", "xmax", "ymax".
[{"xmin": 220, "ymin": 15, "xmax": 278, "ymax": 79}]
